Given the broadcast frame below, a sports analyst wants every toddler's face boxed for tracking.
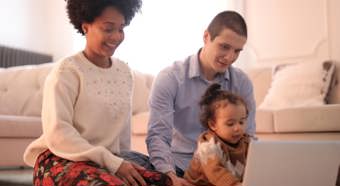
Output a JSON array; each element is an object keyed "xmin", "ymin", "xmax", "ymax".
[{"xmin": 209, "ymin": 103, "xmax": 247, "ymax": 144}]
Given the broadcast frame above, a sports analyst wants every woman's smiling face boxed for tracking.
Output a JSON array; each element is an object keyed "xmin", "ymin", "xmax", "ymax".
[{"xmin": 83, "ymin": 6, "xmax": 125, "ymax": 58}]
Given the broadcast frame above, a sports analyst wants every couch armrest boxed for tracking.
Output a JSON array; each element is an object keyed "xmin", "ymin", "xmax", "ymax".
[{"xmin": 273, "ymin": 104, "xmax": 340, "ymax": 132}]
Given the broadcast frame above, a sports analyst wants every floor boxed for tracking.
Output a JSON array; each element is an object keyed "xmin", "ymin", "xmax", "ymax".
[
  {"xmin": 0, "ymin": 167, "xmax": 33, "ymax": 186},
  {"xmin": 1, "ymin": 133, "xmax": 339, "ymax": 186},
  {"xmin": 0, "ymin": 135, "xmax": 147, "ymax": 186}
]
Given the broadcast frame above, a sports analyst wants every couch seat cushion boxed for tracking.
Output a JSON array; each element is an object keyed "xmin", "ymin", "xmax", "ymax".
[
  {"xmin": 273, "ymin": 104, "xmax": 340, "ymax": 132},
  {"xmin": 0, "ymin": 115, "xmax": 42, "ymax": 137},
  {"xmin": 255, "ymin": 109, "xmax": 274, "ymax": 133}
]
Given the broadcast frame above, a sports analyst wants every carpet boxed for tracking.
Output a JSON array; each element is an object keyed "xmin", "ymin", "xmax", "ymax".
[{"xmin": 0, "ymin": 167, "xmax": 33, "ymax": 186}]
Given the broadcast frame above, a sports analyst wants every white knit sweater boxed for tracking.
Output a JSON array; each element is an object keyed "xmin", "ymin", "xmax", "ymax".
[{"xmin": 24, "ymin": 52, "xmax": 133, "ymax": 174}]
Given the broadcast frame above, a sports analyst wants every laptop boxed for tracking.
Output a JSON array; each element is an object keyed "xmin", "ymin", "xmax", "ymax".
[{"xmin": 243, "ymin": 140, "xmax": 340, "ymax": 186}]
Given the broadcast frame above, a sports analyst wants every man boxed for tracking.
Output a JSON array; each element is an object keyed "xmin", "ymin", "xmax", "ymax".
[{"xmin": 146, "ymin": 11, "xmax": 256, "ymax": 186}]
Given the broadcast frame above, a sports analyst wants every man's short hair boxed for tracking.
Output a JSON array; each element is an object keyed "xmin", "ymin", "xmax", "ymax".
[{"xmin": 207, "ymin": 11, "xmax": 247, "ymax": 41}]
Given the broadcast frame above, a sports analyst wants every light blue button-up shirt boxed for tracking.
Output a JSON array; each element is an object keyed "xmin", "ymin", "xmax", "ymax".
[{"xmin": 146, "ymin": 51, "xmax": 256, "ymax": 173}]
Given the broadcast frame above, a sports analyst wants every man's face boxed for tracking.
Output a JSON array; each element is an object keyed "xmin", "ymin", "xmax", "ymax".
[{"xmin": 202, "ymin": 28, "xmax": 247, "ymax": 74}]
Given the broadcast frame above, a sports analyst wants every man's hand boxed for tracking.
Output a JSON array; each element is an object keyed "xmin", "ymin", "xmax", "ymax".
[
  {"xmin": 116, "ymin": 161, "xmax": 146, "ymax": 186},
  {"xmin": 166, "ymin": 171, "xmax": 196, "ymax": 186}
]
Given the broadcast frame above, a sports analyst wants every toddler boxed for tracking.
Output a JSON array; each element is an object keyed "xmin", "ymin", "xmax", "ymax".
[{"xmin": 184, "ymin": 83, "xmax": 250, "ymax": 186}]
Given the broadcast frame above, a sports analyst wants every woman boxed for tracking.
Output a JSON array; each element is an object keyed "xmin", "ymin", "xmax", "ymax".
[{"xmin": 23, "ymin": 0, "xmax": 171, "ymax": 185}]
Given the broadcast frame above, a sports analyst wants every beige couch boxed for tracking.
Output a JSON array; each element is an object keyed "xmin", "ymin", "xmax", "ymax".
[
  {"xmin": 129, "ymin": 62, "xmax": 340, "ymax": 149},
  {"xmin": 1, "ymin": 62, "xmax": 340, "ymax": 167},
  {"xmin": 245, "ymin": 64, "xmax": 340, "ymax": 141},
  {"xmin": 0, "ymin": 63, "xmax": 153, "ymax": 167},
  {"xmin": 125, "ymin": 62, "xmax": 340, "ymax": 156}
]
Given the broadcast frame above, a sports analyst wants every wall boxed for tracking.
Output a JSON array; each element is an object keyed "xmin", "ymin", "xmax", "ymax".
[
  {"xmin": 0, "ymin": 0, "xmax": 240, "ymax": 71},
  {"xmin": 45, "ymin": 0, "xmax": 76, "ymax": 61},
  {"xmin": 242, "ymin": 0, "xmax": 340, "ymax": 67},
  {"xmin": 1, "ymin": 0, "xmax": 339, "ymax": 66},
  {"xmin": 0, "ymin": 0, "xmax": 75, "ymax": 61},
  {"xmin": 100, "ymin": 0, "xmax": 235, "ymax": 74},
  {"xmin": 0, "ymin": 0, "xmax": 50, "ymax": 54},
  {"xmin": 329, "ymin": 0, "xmax": 340, "ymax": 61}
]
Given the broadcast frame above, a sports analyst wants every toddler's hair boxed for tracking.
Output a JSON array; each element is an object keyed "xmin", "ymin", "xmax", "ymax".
[{"xmin": 199, "ymin": 83, "xmax": 248, "ymax": 128}]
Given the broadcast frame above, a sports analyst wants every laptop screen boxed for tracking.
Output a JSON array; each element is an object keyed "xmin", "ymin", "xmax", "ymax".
[{"xmin": 243, "ymin": 140, "xmax": 340, "ymax": 186}]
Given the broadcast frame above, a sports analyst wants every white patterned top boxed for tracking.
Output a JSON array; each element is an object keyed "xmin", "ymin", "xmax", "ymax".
[{"xmin": 24, "ymin": 52, "xmax": 133, "ymax": 174}]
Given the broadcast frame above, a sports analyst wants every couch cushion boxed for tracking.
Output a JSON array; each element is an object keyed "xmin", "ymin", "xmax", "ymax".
[
  {"xmin": 255, "ymin": 109, "xmax": 274, "ymax": 133},
  {"xmin": 273, "ymin": 104, "xmax": 340, "ymax": 132},
  {"xmin": 132, "ymin": 70, "xmax": 154, "ymax": 115},
  {"xmin": 259, "ymin": 61, "xmax": 335, "ymax": 109},
  {"xmin": 244, "ymin": 67, "xmax": 272, "ymax": 107},
  {"xmin": 131, "ymin": 111, "xmax": 149, "ymax": 135},
  {"xmin": 0, "ymin": 115, "xmax": 42, "ymax": 137},
  {"xmin": 257, "ymin": 132, "xmax": 340, "ymax": 141},
  {"xmin": 0, "ymin": 63, "xmax": 53, "ymax": 116},
  {"xmin": 0, "ymin": 65, "xmax": 153, "ymax": 117}
]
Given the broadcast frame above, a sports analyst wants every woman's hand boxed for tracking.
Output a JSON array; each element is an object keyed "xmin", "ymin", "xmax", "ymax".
[
  {"xmin": 234, "ymin": 182, "xmax": 242, "ymax": 186},
  {"xmin": 116, "ymin": 161, "xmax": 146, "ymax": 186},
  {"xmin": 166, "ymin": 171, "xmax": 196, "ymax": 186}
]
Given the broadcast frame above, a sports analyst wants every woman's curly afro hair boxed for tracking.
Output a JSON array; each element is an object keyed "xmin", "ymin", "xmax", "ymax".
[{"xmin": 66, "ymin": 0, "xmax": 142, "ymax": 35}]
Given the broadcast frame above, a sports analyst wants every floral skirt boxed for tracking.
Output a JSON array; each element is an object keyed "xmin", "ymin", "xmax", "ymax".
[{"xmin": 33, "ymin": 150, "xmax": 172, "ymax": 186}]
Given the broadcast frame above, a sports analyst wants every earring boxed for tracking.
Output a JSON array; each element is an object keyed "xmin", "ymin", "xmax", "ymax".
[{"xmin": 82, "ymin": 26, "xmax": 87, "ymax": 34}]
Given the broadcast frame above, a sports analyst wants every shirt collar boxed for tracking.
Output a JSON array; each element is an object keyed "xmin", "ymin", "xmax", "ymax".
[
  {"xmin": 188, "ymin": 49, "xmax": 201, "ymax": 79},
  {"xmin": 223, "ymin": 67, "xmax": 231, "ymax": 81},
  {"xmin": 188, "ymin": 48, "xmax": 231, "ymax": 81}
]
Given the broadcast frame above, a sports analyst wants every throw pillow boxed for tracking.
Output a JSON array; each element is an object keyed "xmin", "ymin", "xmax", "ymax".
[{"xmin": 259, "ymin": 60, "xmax": 335, "ymax": 109}]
